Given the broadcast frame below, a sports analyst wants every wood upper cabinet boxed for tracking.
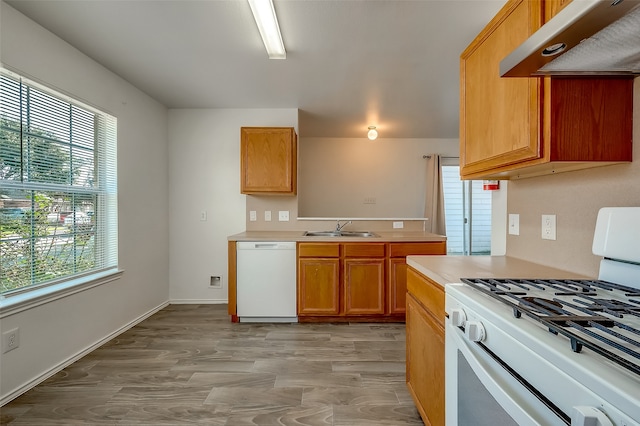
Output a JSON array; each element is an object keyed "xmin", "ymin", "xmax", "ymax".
[
  {"xmin": 545, "ymin": 0, "xmax": 572, "ymax": 21},
  {"xmin": 460, "ymin": 0, "xmax": 633, "ymax": 180},
  {"xmin": 406, "ymin": 266, "xmax": 445, "ymax": 426},
  {"xmin": 240, "ymin": 127, "xmax": 297, "ymax": 194}
]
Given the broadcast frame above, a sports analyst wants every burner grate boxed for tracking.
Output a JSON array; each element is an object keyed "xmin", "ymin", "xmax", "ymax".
[{"xmin": 461, "ymin": 278, "xmax": 640, "ymax": 377}]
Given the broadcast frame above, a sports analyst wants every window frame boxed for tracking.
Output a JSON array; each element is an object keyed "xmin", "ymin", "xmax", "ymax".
[{"xmin": 0, "ymin": 68, "xmax": 120, "ymax": 314}]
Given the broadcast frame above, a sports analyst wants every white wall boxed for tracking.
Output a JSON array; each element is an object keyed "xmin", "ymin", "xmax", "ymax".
[
  {"xmin": 168, "ymin": 109, "xmax": 297, "ymax": 302},
  {"xmin": 298, "ymin": 138, "xmax": 459, "ymax": 218},
  {"xmin": 0, "ymin": 3, "xmax": 170, "ymax": 403}
]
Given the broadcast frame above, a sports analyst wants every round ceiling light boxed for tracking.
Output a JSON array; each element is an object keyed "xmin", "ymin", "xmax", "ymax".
[{"xmin": 367, "ymin": 126, "xmax": 378, "ymax": 140}]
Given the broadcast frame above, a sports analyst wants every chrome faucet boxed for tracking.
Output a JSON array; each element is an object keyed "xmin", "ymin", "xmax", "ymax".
[{"xmin": 335, "ymin": 220, "xmax": 352, "ymax": 232}]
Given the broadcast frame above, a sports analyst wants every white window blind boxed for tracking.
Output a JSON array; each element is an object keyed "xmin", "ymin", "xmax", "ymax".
[{"xmin": 0, "ymin": 69, "xmax": 118, "ymax": 295}]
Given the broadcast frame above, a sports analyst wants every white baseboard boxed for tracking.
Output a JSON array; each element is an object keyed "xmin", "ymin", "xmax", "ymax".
[
  {"xmin": 169, "ymin": 298, "xmax": 228, "ymax": 304},
  {"xmin": 0, "ymin": 300, "xmax": 169, "ymax": 407}
]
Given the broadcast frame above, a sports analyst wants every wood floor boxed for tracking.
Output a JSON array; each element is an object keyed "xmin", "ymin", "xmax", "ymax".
[{"xmin": 1, "ymin": 304, "xmax": 424, "ymax": 425}]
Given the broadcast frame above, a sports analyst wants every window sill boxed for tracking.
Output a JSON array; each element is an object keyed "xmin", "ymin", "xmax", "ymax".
[{"xmin": 0, "ymin": 268, "xmax": 123, "ymax": 318}]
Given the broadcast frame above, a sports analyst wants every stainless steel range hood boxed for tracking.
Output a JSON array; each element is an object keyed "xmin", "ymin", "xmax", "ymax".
[{"xmin": 500, "ymin": 0, "xmax": 640, "ymax": 77}]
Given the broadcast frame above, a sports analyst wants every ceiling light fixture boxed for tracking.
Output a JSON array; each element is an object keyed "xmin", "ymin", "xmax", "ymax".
[
  {"xmin": 367, "ymin": 126, "xmax": 378, "ymax": 140},
  {"xmin": 248, "ymin": 0, "xmax": 286, "ymax": 59}
]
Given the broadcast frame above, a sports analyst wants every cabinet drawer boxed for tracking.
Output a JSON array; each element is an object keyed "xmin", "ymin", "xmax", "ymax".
[
  {"xmin": 407, "ymin": 267, "xmax": 445, "ymax": 325},
  {"xmin": 343, "ymin": 243, "xmax": 386, "ymax": 258},
  {"xmin": 298, "ymin": 243, "xmax": 339, "ymax": 258},
  {"xmin": 389, "ymin": 242, "xmax": 446, "ymax": 257}
]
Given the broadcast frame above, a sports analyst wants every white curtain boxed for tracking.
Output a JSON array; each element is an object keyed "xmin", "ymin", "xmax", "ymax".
[{"xmin": 424, "ymin": 154, "xmax": 447, "ymax": 235}]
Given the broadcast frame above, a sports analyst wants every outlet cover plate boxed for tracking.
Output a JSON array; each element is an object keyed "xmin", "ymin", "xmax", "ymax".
[
  {"xmin": 278, "ymin": 210, "xmax": 290, "ymax": 221},
  {"xmin": 2, "ymin": 327, "xmax": 20, "ymax": 353},
  {"xmin": 542, "ymin": 214, "xmax": 557, "ymax": 240}
]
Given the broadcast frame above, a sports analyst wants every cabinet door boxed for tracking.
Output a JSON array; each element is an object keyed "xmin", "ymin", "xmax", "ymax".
[
  {"xmin": 343, "ymin": 258, "xmax": 385, "ymax": 315},
  {"xmin": 406, "ymin": 294, "xmax": 445, "ymax": 426},
  {"xmin": 388, "ymin": 258, "xmax": 408, "ymax": 315},
  {"xmin": 545, "ymin": 0, "xmax": 572, "ymax": 21},
  {"xmin": 240, "ymin": 127, "xmax": 297, "ymax": 194},
  {"xmin": 298, "ymin": 258, "xmax": 340, "ymax": 315},
  {"xmin": 460, "ymin": 0, "xmax": 543, "ymax": 178}
]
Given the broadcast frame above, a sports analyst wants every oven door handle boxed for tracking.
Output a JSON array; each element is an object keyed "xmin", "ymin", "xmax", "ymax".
[{"xmin": 473, "ymin": 339, "xmax": 571, "ymax": 425}]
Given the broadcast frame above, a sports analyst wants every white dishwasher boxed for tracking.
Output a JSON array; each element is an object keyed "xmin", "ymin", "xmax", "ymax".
[{"xmin": 236, "ymin": 241, "xmax": 297, "ymax": 322}]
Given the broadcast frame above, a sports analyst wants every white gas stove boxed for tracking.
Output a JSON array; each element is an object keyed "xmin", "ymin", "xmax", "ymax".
[{"xmin": 445, "ymin": 207, "xmax": 640, "ymax": 426}]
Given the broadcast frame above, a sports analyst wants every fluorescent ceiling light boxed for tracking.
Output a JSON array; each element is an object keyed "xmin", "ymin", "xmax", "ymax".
[{"xmin": 248, "ymin": 0, "xmax": 286, "ymax": 59}]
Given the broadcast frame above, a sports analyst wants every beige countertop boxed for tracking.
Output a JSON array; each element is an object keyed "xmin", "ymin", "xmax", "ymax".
[
  {"xmin": 228, "ymin": 230, "xmax": 446, "ymax": 243},
  {"xmin": 407, "ymin": 255, "xmax": 591, "ymax": 288}
]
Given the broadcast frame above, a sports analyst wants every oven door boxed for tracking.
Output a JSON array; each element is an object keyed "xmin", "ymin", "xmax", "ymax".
[{"xmin": 445, "ymin": 315, "xmax": 570, "ymax": 426}]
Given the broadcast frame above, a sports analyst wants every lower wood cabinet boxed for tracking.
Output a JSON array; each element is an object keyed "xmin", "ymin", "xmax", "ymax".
[
  {"xmin": 406, "ymin": 266, "xmax": 445, "ymax": 426},
  {"xmin": 298, "ymin": 257, "xmax": 340, "ymax": 315},
  {"xmin": 297, "ymin": 241, "xmax": 446, "ymax": 322},
  {"xmin": 388, "ymin": 242, "xmax": 447, "ymax": 315},
  {"xmin": 343, "ymin": 245, "xmax": 386, "ymax": 315}
]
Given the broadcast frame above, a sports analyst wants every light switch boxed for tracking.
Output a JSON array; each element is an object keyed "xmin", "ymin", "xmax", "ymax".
[
  {"xmin": 508, "ymin": 214, "xmax": 519, "ymax": 235},
  {"xmin": 249, "ymin": 210, "xmax": 257, "ymax": 222},
  {"xmin": 264, "ymin": 210, "xmax": 272, "ymax": 221},
  {"xmin": 278, "ymin": 211, "xmax": 290, "ymax": 221}
]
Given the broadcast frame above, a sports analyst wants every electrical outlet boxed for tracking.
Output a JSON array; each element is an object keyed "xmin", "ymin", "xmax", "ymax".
[
  {"xmin": 508, "ymin": 214, "xmax": 519, "ymax": 236},
  {"xmin": 200, "ymin": 210, "xmax": 207, "ymax": 221},
  {"xmin": 542, "ymin": 214, "xmax": 557, "ymax": 240},
  {"xmin": 264, "ymin": 210, "xmax": 271, "ymax": 221},
  {"xmin": 249, "ymin": 210, "xmax": 257, "ymax": 222},
  {"xmin": 278, "ymin": 210, "xmax": 289, "ymax": 221},
  {"xmin": 3, "ymin": 327, "xmax": 20, "ymax": 353},
  {"xmin": 393, "ymin": 221, "xmax": 404, "ymax": 229}
]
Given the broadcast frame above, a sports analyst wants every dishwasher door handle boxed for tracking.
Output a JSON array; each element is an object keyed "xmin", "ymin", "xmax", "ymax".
[{"xmin": 253, "ymin": 243, "xmax": 279, "ymax": 249}]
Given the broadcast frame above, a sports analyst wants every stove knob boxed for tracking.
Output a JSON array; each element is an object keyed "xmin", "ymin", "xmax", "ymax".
[
  {"xmin": 465, "ymin": 320, "xmax": 486, "ymax": 342},
  {"xmin": 571, "ymin": 406, "xmax": 613, "ymax": 426},
  {"xmin": 450, "ymin": 308, "xmax": 467, "ymax": 327}
]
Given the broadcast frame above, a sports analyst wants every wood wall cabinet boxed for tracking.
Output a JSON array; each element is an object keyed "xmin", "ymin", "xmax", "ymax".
[
  {"xmin": 406, "ymin": 266, "xmax": 445, "ymax": 426},
  {"xmin": 297, "ymin": 241, "xmax": 446, "ymax": 322},
  {"xmin": 460, "ymin": 0, "xmax": 633, "ymax": 181},
  {"xmin": 240, "ymin": 127, "xmax": 297, "ymax": 194},
  {"xmin": 545, "ymin": 0, "xmax": 572, "ymax": 20}
]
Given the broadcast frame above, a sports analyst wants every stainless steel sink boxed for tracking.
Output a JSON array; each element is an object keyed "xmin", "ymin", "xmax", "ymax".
[
  {"xmin": 338, "ymin": 231, "xmax": 379, "ymax": 237},
  {"xmin": 303, "ymin": 230, "xmax": 379, "ymax": 237}
]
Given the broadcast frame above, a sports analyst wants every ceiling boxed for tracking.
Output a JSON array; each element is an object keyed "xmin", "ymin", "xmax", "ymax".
[{"xmin": 5, "ymin": 0, "xmax": 505, "ymax": 139}]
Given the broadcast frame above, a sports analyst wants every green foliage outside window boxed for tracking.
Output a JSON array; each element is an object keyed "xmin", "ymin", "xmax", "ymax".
[{"xmin": 1, "ymin": 117, "xmax": 97, "ymax": 294}]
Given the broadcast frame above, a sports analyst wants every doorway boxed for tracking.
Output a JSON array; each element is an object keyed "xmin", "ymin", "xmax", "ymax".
[{"xmin": 441, "ymin": 161, "xmax": 492, "ymax": 255}]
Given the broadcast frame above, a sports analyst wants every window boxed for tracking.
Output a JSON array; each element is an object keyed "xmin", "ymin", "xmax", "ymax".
[
  {"xmin": 442, "ymin": 160, "xmax": 492, "ymax": 255},
  {"xmin": 0, "ymin": 69, "xmax": 117, "ymax": 297}
]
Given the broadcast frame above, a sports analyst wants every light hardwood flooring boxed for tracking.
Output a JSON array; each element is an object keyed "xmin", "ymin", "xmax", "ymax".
[{"xmin": 1, "ymin": 304, "xmax": 424, "ymax": 425}]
